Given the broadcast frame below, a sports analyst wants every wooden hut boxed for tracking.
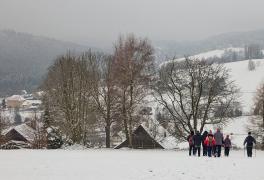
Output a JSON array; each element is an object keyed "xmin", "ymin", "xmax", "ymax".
[
  {"xmin": 2, "ymin": 124, "xmax": 35, "ymax": 145},
  {"xmin": 114, "ymin": 125, "xmax": 164, "ymax": 149}
]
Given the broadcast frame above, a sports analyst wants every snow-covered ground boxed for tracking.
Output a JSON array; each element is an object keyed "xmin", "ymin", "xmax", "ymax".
[{"xmin": 0, "ymin": 150, "xmax": 263, "ymax": 180}]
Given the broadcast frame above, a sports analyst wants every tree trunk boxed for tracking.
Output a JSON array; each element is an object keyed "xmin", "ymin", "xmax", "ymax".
[
  {"xmin": 122, "ymin": 89, "xmax": 129, "ymax": 145},
  {"xmin": 128, "ymin": 83, "xmax": 133, "ymax": 148},
  {"xmin": 262, "ymin": 99, "xmax": 264, "ymax": 129},
  {"xmin": 105, "ymin": 94, "xmax": 111, "ymax": 148},
  {"xmin": 105, "ymin": 125, "xmax": 111, "ymax": 148}
]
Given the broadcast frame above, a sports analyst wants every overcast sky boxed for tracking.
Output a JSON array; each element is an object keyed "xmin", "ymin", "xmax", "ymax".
[{"xmin": 1, "ymin": 0, "xmax": 264, "ymax": 47}]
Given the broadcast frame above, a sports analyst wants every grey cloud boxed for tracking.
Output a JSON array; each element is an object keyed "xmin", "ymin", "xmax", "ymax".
[{"xmin": 1, "ymin": 0, "xmax": 264, "ymax": 47}]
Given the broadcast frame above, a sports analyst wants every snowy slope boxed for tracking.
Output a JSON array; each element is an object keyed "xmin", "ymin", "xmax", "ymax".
[
  {"xmin": 0, "ymin": 150, "xmax": 263, "ymax": 180},
  {"xmin": 161, "ymin": 48, "xmax": 264, "ymax": 112},
  {"xmin": 192, "ymin": 47, "xmax": 243, "ymax": 59},
  {"xmin": 161, "ymin": 47, "xmax": 244, "ymax": 66},
  {"xmin": 225, "ymin": 59, "xmax": 264, "ymax": 112}
]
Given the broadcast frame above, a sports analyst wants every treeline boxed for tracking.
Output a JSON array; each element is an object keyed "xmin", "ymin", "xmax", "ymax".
[
  {"xmin": 204, "ymin": 44, "xmax": 264, "ymax": 64},
  {"xmin": 42, "ymin": 35, "xmax": 154, "ymax": 148},
  {"xmin": 40, "ymin": 35, "xmax": 240, "ymax": 148}
]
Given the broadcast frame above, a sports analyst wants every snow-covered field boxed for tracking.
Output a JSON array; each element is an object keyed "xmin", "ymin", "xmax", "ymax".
[{"xmin": 0, "ymin": 150, "xmax": 263, "ymax": 180}]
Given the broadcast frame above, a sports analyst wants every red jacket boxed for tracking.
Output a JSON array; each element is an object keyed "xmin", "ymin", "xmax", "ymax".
[{"xmin": 204, "ymin": 136, "xmax": 216, "ymax": 146}]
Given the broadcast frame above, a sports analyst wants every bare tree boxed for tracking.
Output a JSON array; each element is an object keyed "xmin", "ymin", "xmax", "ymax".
[
  {"xmin": 245, "ymin": 44, "xmax": 263, "ymax": 60},
  {"xmin": 152, "ymin": 58, "xmax": 239, "ymax": 139},
  {"xmin": 0, "ymin": 106, "xmax": 8, "ymax": 145},
  {"xmin": 91, "ymin": 54, "xmax": 121, "ymax": 148},
  {"xmin": 113, "ymin": 34, "xmax": 155, "ymax": 147},
  {"xmin": 41, "ymin": 51, "xmax": 99, "ymax": 145},
  {"xmin": 249, "ymin": 82, "xmax": 264, "ymax": 149},
  {"xmin": 248, "ymin": 60, "xmax": 256, "ymax": 71},
  {"xmin": 0, "ymin": 108, "xmax": 4, "ymax": 145},
  {"xmin": 253, "ymin": 82, "xmax": 264, "ymax": 127}
]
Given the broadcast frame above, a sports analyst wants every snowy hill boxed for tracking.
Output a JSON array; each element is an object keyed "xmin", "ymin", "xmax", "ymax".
[
  {"xmin": 188, "ymin": 47, "xmax": 243, "ymax": 60},
  {"xmin": 161, "ymin": 48, "xmax": 264, "ymax": 113},
  {"xmin": 0, "ymin": 30, "xmax": 91, "ymax": 96}
]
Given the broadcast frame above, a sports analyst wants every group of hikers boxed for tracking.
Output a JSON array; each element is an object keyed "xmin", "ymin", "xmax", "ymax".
[{"xmin": 187, "ymin": 128, "xmax": 257, "ymax": 157}]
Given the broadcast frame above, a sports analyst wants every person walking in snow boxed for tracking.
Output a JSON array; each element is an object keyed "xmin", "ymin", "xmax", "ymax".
[
  {"xmin": 204, "ymin": 130, "xmax": 216, "ymax": 157},
  {"xmin": 224, "ymin": 135, "xmax": 232, "ymax": 157},
  {"xmin": 187, "ymin": 131, "xmax": 195, "ymax": 156},
  {"xmin": 193, "ymin": 131, "xmax": 202, "ymax": 157},
  {"xmin": 201, "ymin": 130, "xmax": 208, "ymax": 156},
  {"xmin": 214, "ymin": 128, "xmax": 224, "ymax": 157},
  {"xmin": 243, "ymin": 132, "xmax": 256, "ymax": 157}
]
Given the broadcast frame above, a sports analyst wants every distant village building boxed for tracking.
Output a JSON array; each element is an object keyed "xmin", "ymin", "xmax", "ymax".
[
  {"xmin": 22, "ymin": 100, "xmax": 42, "ymax": 110},
  {"xmin": 6, "ymin": 95, "xmax": 25, "ymax": 108},
  {"xmin": 32, "ymin": 91, "xmax": 44, "ymax": 99}
]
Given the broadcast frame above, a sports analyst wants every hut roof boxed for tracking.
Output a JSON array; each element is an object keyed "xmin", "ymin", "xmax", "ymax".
[
  {"xmin": 2, "ymin": 124, "xmax": 36, "ymax": 143},
  {"xmin": 114, "ymin": 123, "xmax": 178, "ymax": 149},
  {"xmin": 140, "ymin": 123, "xmax": 178, "ymax": 149}
]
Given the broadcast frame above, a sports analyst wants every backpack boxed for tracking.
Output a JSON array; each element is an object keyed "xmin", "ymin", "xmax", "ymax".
[{"xmin": 208, "ymin": 136, "xmax": 213, "ymax": 146}]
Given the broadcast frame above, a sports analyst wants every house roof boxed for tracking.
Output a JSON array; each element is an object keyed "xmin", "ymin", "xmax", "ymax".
[
  {"xmin": 6, "ymin": 95, "xmax": 25, "ymax": 102},
  {"xmin": 2, "ymin": 124, "xmax": 36, "ymax": 143}
]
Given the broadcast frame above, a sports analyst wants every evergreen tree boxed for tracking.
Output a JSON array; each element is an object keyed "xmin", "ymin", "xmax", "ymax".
[
  {"xmin": 41, "ymin": 98, "xmax": 63, "ymax": 149},
  {"xmin": 43, "ymin": 108, "xmax": 51, "ymax": 130},
  {"xmin": 1, "ymin": 99, "xmax": 6, "ymax": 109},
  {"xmin": 46, "ymin": 127, "xmax": 63, "ymax": 149}
]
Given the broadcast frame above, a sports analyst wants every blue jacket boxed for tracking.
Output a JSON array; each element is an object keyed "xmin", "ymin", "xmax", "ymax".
[{"xmin": 243, "ymin": 135, "xmax": 256, "ymax": 147}]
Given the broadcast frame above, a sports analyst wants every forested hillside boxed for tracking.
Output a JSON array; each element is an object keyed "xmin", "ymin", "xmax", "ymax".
[{"xmin": 0, "ymin": 30, "xmax": 89, "ymax": 96}]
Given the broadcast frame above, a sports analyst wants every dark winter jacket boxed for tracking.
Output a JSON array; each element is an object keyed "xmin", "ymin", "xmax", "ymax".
[
  {"xmin": 193, "ymin": 132, "xmax": 202, "ymax": 147},
  {"xmin": 224, "ymin": 137, "xmax": 232, "ymax": 148},
  {"xmin": 214, "ymin": 130, "xmax": 224, "ymax": 145},
  {"xmin": 243, "ymin": 135, "xmax": 256, "ymax": 147}
]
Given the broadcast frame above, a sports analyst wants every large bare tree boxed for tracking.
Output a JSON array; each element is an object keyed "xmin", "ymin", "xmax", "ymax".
[
  {"xmin": 249, "ymin": 82, "xmax": 264, "ymax": 149},
  {"xmin": 113, "ymin": 35, "xmax": 155, "ymax": 147},
  {"xmin": 42, "ymin": 51, "xmax": 99, "ymax": 144},
  {"xmin": 91, "ymin": 54, "xmax": 121, "ymax": 148},
  {"xmin": 152, "ymin": 58, "xmax": 238, "ymax": 139},
  {"xmin": 253, "ymin": 82, "xmax": 264, "ymax": 128}
]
